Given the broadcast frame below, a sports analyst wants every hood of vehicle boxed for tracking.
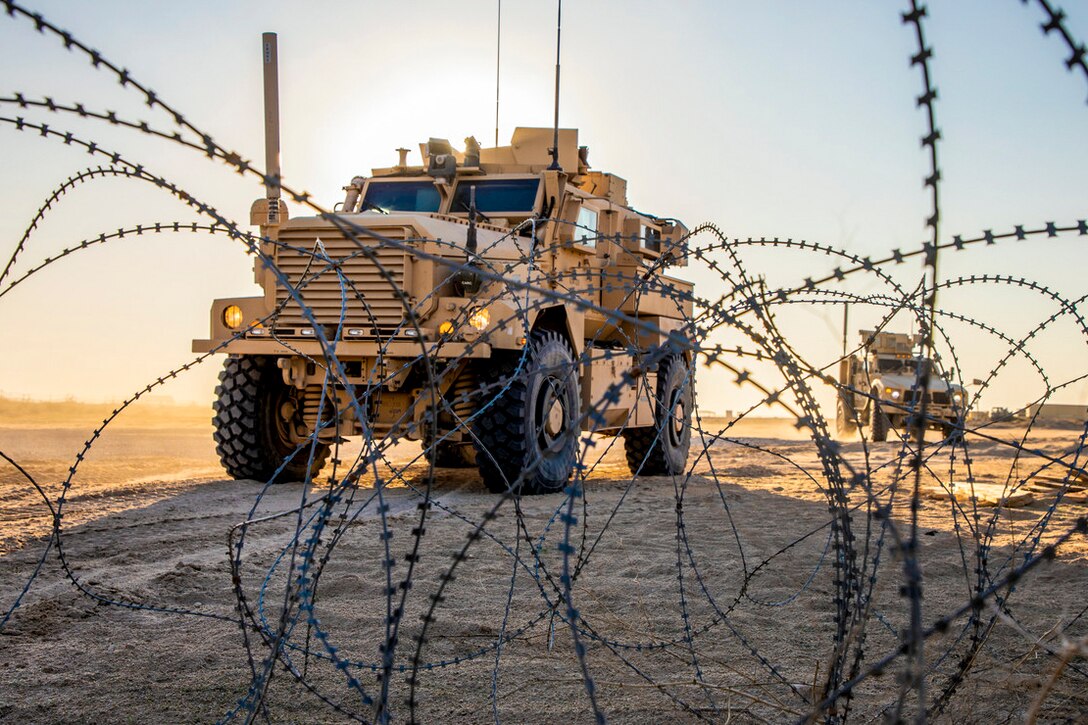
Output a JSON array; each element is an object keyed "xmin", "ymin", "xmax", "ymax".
[
  {"xmin": 283, "ymin": 211, "xmax": 533, "ymax": 261},
  {"xmin": 878, "ymin": 373, "xmax": 965, "ymax": 394}
]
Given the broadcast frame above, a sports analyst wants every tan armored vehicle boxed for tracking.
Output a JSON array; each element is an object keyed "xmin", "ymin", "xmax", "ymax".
[
  {"xmin": 193, "ymin": 35, "xmax": 694, "ymax": 493},
  {"xmin": 836, "ymin": 330, "xmax": 967, "ymax": 442}
]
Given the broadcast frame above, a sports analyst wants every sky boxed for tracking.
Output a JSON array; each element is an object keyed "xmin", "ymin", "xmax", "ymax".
[{"xmin": 0, "ymin": 1, "xmax": 1085, "ymax": 417}]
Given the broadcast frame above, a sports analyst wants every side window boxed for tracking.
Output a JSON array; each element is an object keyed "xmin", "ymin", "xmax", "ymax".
[
  {"xmin": 576, "ymin": 206, "xmax": 598, "ymax": 247},
  {"xmin": 641, "ymin": 224, "xmax": 662, "ymax": 252}
]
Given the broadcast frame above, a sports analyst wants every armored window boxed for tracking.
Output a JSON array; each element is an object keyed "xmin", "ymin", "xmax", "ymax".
[
  {"xmin": 451, "ymin": 178, "xmax": 540, "ymax": 214},
  {"xmin": 877, "ymin": 358, "xmax": 906, "ymax": 373},
  {"xmin": 361, "ymin": 180, "xmax": 441, "ymax": 213},
  {"xmin": 641, "ymin": 224, "xmax": 662, "ymax": 252},
  {"xmin": 575, "ymin": 206, "xmax": 598, "ymax": 247}
]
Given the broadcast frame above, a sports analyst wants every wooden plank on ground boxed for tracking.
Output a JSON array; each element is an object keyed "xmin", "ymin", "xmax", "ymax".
[
  {"xmin": 1028, "ymin": 486, "xmax": 1088, "ymax": 504},
  {"xmin": 924, "ymin": 483, "xmax": 1034, "ymax": 508}
]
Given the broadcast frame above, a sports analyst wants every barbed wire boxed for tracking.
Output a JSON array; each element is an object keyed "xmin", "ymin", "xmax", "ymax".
[{"xmin": 1, "ymin": 2, "xmax": 1087, "ymax": 723}]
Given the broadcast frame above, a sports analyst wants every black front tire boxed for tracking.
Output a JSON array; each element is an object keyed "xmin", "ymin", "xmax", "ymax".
[
  {"xmin": 212, "ymin": 355, "xmax": 330, "ymax": 482},
  {"xmin": 942, "ymin": 420, "xmax": 965, "ymax": 443},
  {"xmin": 423, "ymin": 438, "xmax": 477, "ymax": 468},
  {"xmin": 623, "ymin": 354, "xmax": 693, "ymax": 476},
  {"xmin": 870, "ymin": 393, "xmax": 889, "ymax": 443},
  {"xmin": 472, "ymin": 332, "xmax": 581, "ymax": 494}
]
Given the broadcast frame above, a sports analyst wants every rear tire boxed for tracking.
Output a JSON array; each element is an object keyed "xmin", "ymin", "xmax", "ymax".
[
  {"xmin": 836, "ymin": 393, "xmax": 858, "ymax": 436},
  {"xmin": 212, "ymin": 355, "xmax": 330, "ymax": 482},
  {"xmin": 472, "ymin": 331, "xmax": 581, "ymax": 494},
  {"xmin": 623, "ymin": 354, "xmax": 693, "ymax": 476}
]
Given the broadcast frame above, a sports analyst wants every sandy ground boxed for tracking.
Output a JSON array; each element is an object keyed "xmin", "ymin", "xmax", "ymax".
[{"xmin": 1, "ymin": 411, "xmax": 1086, "ymax": 723}]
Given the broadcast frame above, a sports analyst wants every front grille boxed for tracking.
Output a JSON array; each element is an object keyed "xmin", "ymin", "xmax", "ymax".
[
  {"xmin": 273, "ymin": 225, "xmax": 411, "ymax": 336},
  {"xmin": 900, "ymin": 390, "xmax": 950, "ymax": 407}
]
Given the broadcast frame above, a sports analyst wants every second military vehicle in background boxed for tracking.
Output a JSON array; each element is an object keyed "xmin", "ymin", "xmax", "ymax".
[{"xmin": 837, "ymin": 330, "xmax": 968, "ymax": 442}]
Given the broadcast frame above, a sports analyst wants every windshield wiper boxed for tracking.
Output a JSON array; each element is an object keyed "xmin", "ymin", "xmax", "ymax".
[
  {"xmin": 454, "ymin": 198, "xmax": 491, "ymax": 223},
  {"xmin": 360, "ymin": 199, "xmax": 389, "ymax": 214}
]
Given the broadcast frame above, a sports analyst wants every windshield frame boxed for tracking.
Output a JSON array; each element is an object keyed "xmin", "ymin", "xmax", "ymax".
[
  {"xmin": 359, "ymin": 178, "xmax": 442, "ymax": 213},
  {"xmin": 875, "ymin": 357, "xmax": 918, "ymax": 373},
  {"xmin": 449, "ymin": 176, "xmax": 542, "ymax": 216}
]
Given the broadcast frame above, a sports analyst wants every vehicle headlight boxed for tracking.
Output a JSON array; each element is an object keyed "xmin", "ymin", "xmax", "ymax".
[
  {"xmin": 223, "ymin": 304, "xmax": 244, "ymax": 329},
  {"xmin": 952, "ymin": 391, "xmax": 965, "ymax": 404},
  {"xmin": 885, "ymin": 387, "xmax": 900, "ymax": 400},
  {"xmin": 438, "ymin": 321, "xmax": 455, "ymax": 336},
  {"xmin": 468, "ymin": 308, "xmax": 490, "ymax": 331}
]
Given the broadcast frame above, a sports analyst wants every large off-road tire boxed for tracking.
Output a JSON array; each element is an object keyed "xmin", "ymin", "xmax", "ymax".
[
  {"xmin": 836, "ymin": 393, "xmax": 858, "ymax": 436},
  {"xmin": 472, "ymin": 331, "xmax": 581, "ymax": 494},
  {"xmin": 422, "ymin": 437, "xmax": 477, "ymax": 468},
  {"xmin": 942, "ymin": 419, "xmax": 965, "ymax": 443},
  {"xmin": 213, "ymin": 355, "xmax": 330, "ymax": 482},
  {"xmin": 623, "ymin": 354, "xmax": 693, "ymax": 476},
  {"xmin": 870, "ymin": 391, "xmax": 889, "ymax": 443}
]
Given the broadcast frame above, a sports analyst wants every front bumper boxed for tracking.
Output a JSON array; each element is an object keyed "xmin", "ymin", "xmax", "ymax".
[
  {"xmin": 884, "ymin": 400, "xmax": 964, "ymax": 423},
  {"xmin": 192, "ymin": 337, "xmax": 492, "ymax": 359}
]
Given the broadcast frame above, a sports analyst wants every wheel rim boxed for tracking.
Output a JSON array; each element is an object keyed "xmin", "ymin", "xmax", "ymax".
[
  {"xmin": 273, "ymin": 391, "xmax": 302, "ymax": 445},
  {"xmin": 538, "ymin": 377, "xmax": 568, "ymax": 448},
  {"xmin": 668, "ymin": 388, "xmax": 686, "ymax": 447}
]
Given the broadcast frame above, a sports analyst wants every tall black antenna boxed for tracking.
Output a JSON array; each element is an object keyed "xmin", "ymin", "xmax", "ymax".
[
  {"xmin": 494, "ymin": 0, "xmax": 501, "ymax": 147},
  {"xmin": 548, "ymin": 0, "xmax": 562, "ymax": 171}
]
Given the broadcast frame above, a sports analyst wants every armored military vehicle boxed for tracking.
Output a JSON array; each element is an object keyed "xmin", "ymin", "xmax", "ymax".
[
  {"xmin": 836, "ymin": 329, "xmax": 968, "ymax": 442},
  {"xmin": 193, "ymin": 35, "xmax": 694, "ymax": 493}
]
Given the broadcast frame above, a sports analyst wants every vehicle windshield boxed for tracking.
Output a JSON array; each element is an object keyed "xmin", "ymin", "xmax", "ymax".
[
  {"xmin": 361, "ymin": 180, "xmax": 441, "ymax": 213},
  {"xmin": 451, "ymin": 178, "xmax": 540, "ymax": 214},
  {"xmin": 876, "ymin": 357, "xmax": 917, "ymax": 373}
]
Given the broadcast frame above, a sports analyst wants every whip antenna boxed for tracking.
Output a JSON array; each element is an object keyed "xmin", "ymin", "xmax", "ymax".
[
  {"xmin": 548, "ymin": 0, "xmax": 562, "ymax": 170},
  {"xmin": 495, "ymin": 0, "xmax": 501, "ymax": 147},
  {"xmin": 261, "ymin": 32, "xmax": 281, "ymax": 224}
]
